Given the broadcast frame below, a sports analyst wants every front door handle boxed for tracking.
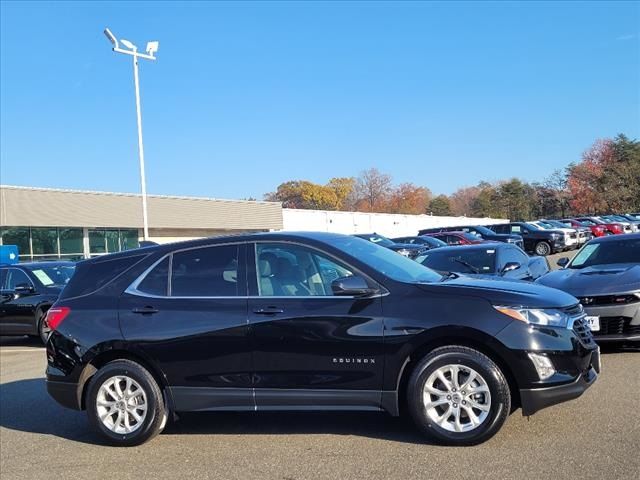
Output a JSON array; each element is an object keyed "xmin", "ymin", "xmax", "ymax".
[
  {"xmin": 253, "ymin": 307, "xmax": 284, "ymax": 315},
  {"xmin": 132, "ymin": 306, "xmax": 159, "ymax": 315}
]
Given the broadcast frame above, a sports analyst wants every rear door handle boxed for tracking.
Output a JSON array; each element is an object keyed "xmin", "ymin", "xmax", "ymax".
[
  {"xmin": 252, "ymin": 307, "xmax": 284, "ymax": 315},
  {"xmin": 132, "ymin": 306, "xmax": 159, "ymax": 315}
]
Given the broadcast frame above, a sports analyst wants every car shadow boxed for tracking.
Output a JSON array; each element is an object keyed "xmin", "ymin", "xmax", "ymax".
[
  {"xmin": 0, "ymin": 335, "xmax": 44, "ymax": 348},
  {"xmin": 599, "ymin": 342, "xmax": 640, "ymax": 354},
  {"xmin": 0, "ymin": 378, "xmax": 431, "ymax": 446}
]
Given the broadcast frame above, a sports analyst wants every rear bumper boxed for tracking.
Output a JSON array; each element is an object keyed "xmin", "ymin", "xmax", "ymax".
[
  {"xmin": 520, "ymin": 364, "xmax": 598, "ymax": 416},
  {"xmin": 46, "ymin": 379, "xmax": 82, "ymax": 410}
]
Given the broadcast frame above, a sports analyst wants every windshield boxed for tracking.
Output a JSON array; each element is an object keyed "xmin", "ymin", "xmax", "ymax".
[
  {"xmin": 461, "ymin": 232, "xmax": 482, "ymax": 241},
  {"xmin": 527, "ymin": 222, "xmax": 544, "ymax": 230},
  {"xmin": 420, "ymin": 236, "xmax": 448, "ymax": 247},
  {"xmin": 466, "ymin": 225, "xmax": 494, "ymax": 236},
  {"xmin": 569, "ymin": 239, "xmax": 640, "ymax": 268},
  {"xmin": 357, "ymin": 234, "xmax": 395, "ymax": 248},
  {"xmin": 419, "ymin": 248, "xmax": 497, "ymax": 274},
  {"xmin": 26, "ymin": 264, "xmax": 76, "ymax": 287},
  {"xmin": 330, "ymin": 236, "xmax": 442, "ymax": 283}
]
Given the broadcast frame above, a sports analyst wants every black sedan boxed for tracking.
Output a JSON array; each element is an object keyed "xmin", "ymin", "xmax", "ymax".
[
  {"xmin": 416, "ymin": 243, "xmax": 549, "ymax": 281},
  {"xmin": 391, "ymin": 235, "xmax": 448, "ymax": 250},
  {"xmin": 0, "ymin": 261, "xmax": 75, "ymax": 342},
  {"xmin": 353, "ymin": 233, "xmax": 426, "ymax": 259},
  {"xmin": 537, "ymin": 234, "xmax": 640, "ymax": 342}
]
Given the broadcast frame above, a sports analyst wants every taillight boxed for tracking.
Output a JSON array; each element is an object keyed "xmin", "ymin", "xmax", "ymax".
[{"xmin": 46, "ymin": 307, "xmax": 70, "ymax": 331}]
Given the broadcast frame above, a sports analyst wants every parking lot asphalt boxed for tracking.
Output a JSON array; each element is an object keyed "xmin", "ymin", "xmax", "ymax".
[{"xmin": 0, "ymin": 336, "xmax": 638, "ymax": 480}]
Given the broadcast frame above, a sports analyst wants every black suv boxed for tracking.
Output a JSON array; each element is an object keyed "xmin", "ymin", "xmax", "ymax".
[
  {"xmin": 486, "ymin": 222, "xmax": 568, "ymax": 256},
  {"xmin": 0, "ymin": 261, "xmax": 75, "ymax": 342},
  {"xmin": 354, "ymin": 233, "xmax": 426, "ymax": 259},
  {"xmin": 419, "ymin": 225, "xmax": 524, "ymax": 249},
  {"xmin": 46, "ymin": 232, "xmax": 599, "ymax": 446}
]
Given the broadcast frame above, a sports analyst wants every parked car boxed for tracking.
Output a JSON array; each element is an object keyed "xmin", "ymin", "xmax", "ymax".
[
  {"xmin": 416, "ymin": 244, "xmax": 549, "ymax": 281},
  {"xmin": 46, "ymin": 232, "xmax": 599, "ymax": 446},
  {"xmin": 0, "ymin": 261, "xmax": 76, "ymax": 343},
  {"xmin": 354, "ymin": 233, "xmax": 426, "ymax": 259},
  {"xmin": 597, "ymin": 215, "xmax": 636, "ymax": 233},
  {"xmin": 527, "ymin": 221, "xmax": 579, "ymax": 250},
  {"xmin": 424, "ymin": 231, "xmax": 493, "ymax": 246},
  {"xmin": 572, "ymin": 216, "xmax": 624, "ymax": 235},
  {"xmin": 536, "ymin": 233, "xmax": 640, "ymax": 343},
  {"xmin": 539, "ymin": 219, "xmax": 593, "ymax": 245},
  {"xmin": 560, "ymin": 218, "xmax": 607, "ymax": 238},
  {"xmin": 391, "ymin": 235, "xmax": 448, "ymax": 250},
  {"xmin": 619, "ymin": 214, "xmax": 640, "ymax": 224},
  {"xmin": 418, "ymin": 225, "xmax": 524, "ymax": 249},
  {"xmin": 485, "ymin": 222, "xmax": 568, "ymax": 256}
]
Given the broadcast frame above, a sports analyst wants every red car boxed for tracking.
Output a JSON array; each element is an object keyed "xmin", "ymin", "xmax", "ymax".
[
  {"xmin": 571, "ymin": 217, "xmax": 624, "ymax": 235},
  {"xmin": 560, "ymin": 218, "xmax": 608, "ymax": 237},
  {"xmin": 425, "ymin": 231, "xmax": 493, "ymax": 246}
]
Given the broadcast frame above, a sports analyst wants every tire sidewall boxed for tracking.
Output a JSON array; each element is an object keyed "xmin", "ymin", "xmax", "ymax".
[
  {"xmin": 86, "ymin": 361, "xmax": 165, "ymax": 446},
  {"xmin": 408, "ymin": 350, "xmax": 510, "ymax": 445},
  {"xmin": 535, "ymin": 241, "xmax": 551, "ymax": 256}
]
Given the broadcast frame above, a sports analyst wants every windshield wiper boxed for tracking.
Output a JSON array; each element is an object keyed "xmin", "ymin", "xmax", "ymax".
[
  {"xmin": 452, "ymin": 259, "xmax": 480, "ymax": 274},
  {"xmin": 440, "ymin": 271, "xmax": 460, "ymax": 281}
]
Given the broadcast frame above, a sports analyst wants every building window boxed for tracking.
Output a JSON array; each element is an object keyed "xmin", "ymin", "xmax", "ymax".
[
  {"xmin": 59, "ymin": 228, "xmax": 84, "ymax": 260},
  {"xmin": 120, "ymin": 229, "xmax": 140, "ymax": 250},
  {"xmin": 31, "ymin": 227, "xmax": 58, "ymax": 257},
  {"xmin": 89, "ymin": 229, "xmax": 107, "ymax": 255},
  {"xmin": 105, "ymin": 229, "xmax": 120, "ymax": 253},
  {"xmin": 0, "ymin": 227, "xmax": 30, "ymax": 257}
]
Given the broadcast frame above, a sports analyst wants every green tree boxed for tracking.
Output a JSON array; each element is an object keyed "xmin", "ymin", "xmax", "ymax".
[{"xmin": 428, "ymin": 195, "xmax": 452, "ymax": 216}]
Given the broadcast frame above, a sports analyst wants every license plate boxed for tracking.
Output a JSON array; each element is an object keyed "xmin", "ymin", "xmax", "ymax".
[{"xmin": 585, "ymin": 315, "xmax": 600, "ymax": 332}]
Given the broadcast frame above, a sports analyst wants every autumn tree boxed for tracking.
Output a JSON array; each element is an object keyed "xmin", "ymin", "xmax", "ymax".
[
  {"xmin": 264, "ymin": 180, "xmax": 338, "ymax": 210},
  {"xmin": 386, "ymin": 183, "xmax": 432, "ymax": 214},
  {"xmin": 449, "ymin": 186, "xmax": 481, "ymax": 216},
  {"xmin": 354, "ymin": 168, "xmax": 393, "ymax": 212},
  {"xmin": 326, "ymin": 177, "xmax": 357, "ymax": 211}
]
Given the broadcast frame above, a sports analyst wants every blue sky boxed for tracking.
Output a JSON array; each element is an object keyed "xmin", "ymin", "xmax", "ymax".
[{"xmin": 1, "ymin": 1, "xmax": 638, "ymax": 200}]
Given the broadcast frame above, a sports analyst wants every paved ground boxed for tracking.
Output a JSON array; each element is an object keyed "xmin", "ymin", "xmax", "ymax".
[{"xmin": 1, "ymin": 336, "xmax": 638, "ymax": 480}]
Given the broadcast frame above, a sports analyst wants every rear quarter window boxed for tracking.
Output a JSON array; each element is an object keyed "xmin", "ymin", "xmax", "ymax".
[{"xmin": 60, "ymin": 254, "xmax": 147, "ymax": 299}]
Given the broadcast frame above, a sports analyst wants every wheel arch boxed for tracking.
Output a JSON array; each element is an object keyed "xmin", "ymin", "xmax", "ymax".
[
  {"xmin": 78, "ymin": 348, "xmax": 173, "ymax": 412},
  {"xmin": 393, "ymin": 331, "xmax": 521, "ymax": 416}
]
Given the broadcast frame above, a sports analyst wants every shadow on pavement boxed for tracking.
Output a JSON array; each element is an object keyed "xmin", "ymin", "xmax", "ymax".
[
  {"xmin": 0, "ymin": 378, "xmax": 430, "ymax": 446},
  {"xmin": 0, "ymin": 336, "xmax": 44, "ymax": 348}
]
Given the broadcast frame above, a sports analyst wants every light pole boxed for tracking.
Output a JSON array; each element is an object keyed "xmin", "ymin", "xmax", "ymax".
[{"xmin": 103, "ymin": 28, "xmax": 159, "ymax": 241}]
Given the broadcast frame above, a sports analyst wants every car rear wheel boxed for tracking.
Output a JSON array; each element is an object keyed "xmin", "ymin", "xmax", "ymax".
[
  {"xmin": 86, "ymin": 360, "xmax": 167, "ymax": 446},
  {"xmin": 37, "ymin": 309, "xmax": 50, "ymax": 344},
  {"xmin": 407, "ymin": 346, "xmax": 511, "ymax": 445},
  {"xmin": 534, "ymin": 241, "xmax": 551, "ymax": 256}
]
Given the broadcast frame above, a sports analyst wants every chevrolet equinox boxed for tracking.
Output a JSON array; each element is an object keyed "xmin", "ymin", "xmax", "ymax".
[{"xmin": 45, "ymin": 232, "xmax": 600, "ymax": 446}]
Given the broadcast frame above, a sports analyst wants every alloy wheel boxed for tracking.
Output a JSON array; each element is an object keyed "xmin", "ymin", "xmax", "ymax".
[
  {"xmin": 96, "ymin": 375, "xmax": 148, "ymax": 434},
  {"xmin": 423, "ymin": 364, "xmax": 491, "ymax": 433}
]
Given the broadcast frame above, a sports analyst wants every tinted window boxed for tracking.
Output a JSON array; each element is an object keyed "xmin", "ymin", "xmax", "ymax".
[
  {"xmin": 61, "ymin": 255, "xmax": 146, "ymax": 299},
  {"xmin": 256, "ymin": 243, "xmax": 354, "ymax": 296},
  {"xmin": 0, "ymin": 268, "xmax": 7, "ymax": 289},
  {"xmin": 137, "ymin": 257, "xmax": 169, "ymax": 296},
  {"xmin": 27, "ymin": 265, "xmax": 75, "ymax": 287},
  {"xmin": 171, "ymin": 245, "xmax": 240, "ymax": 297},
  {"xmin": 6, "ymin": 269, "xmax": 32, "ymax": 290},
  {"xmin": 501, "ymin": 247, "xmax": 528, "ymax": 269},
  {"xmin": 420, "ymin": 248, "xmax": 497, "ymax": 274},
  {"xmin": 446, "ymin": 235, "xmax": 463, "ymax": 245}
]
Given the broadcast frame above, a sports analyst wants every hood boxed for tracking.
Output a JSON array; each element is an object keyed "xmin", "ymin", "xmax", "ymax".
[
  {"xmin": 418, "ymin": 275, "xmax": 577, "ymax": 309},
  {"xmin": 536, "ymin": 263, "xmax": 640, "ymax": 297}
]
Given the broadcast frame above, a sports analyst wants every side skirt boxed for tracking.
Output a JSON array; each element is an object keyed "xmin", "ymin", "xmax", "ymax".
[{"xmin": 169, "ymin": 387, "xmax": 399, "ymax": 415}]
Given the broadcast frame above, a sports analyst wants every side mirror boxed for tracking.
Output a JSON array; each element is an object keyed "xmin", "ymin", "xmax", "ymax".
[
  {"xmin": 331, "ymin": 276, "xmax": 376, "ymax": 297},
  {"xmin": 501, "ymin": 262, "xmax": 521, "ymax": 275},
  {"xmin": 556, "ymin": 257, "xmax": 570, "ymax": 268},
  {"xmin": 14, "ymin": 283, "xmax": 34, "ymax": 294}
]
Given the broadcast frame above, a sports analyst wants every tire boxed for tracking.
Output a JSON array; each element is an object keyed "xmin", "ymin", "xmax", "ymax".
[
  {"xmin": 37, "ymin": 308, "xmax": 50, "ymax": 344},
  {"xmin": 534, "ymin": 241, "xmax": 551, "ymax": 256},
  {"xmin": 86, "ymin": 360, "xmax": 167, "ymax": 446},
  {"xmin": 407, "ymin": 346, "xmax": 511, "ymax": 446}
]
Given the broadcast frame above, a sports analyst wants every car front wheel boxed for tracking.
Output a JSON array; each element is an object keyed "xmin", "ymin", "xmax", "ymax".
[
  {"xmin": 86, "ymin": 360, "xmax": 167, "ymax": 446},
  {"xmin": 407, "ymin": 346, "xmax": 511, "ymax": 445},
  {"xmin": 534, "ymin": 241, "xmax": 551, "ymax": 256}
]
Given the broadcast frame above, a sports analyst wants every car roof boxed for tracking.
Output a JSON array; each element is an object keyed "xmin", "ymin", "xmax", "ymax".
[
  {"xmin": 423, "ymin": 244, "xmax": 505, "ymax": 254},
  {"xmin": 1, "ymin": 261, "xmax": 76, "ymax": 268},
  {"xmin": 588, "ymin": 232, "xmax": 640, "ymax": 244}
]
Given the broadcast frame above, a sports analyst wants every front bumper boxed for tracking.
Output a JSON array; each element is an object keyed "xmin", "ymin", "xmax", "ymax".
[
  {"xmin": 583, "ymin": 302, "xmax": 640, "ymax": 342},
  {"xmin": 520, "ymin": 356, "xmax": 599, "ymax": 416}
]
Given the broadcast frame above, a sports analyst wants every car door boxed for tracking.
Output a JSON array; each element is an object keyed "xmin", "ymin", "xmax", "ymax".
[
  {"xmin": 247, "ymin": 241, "xmax": 385, "ymax": 411},
  {"xmin": 119, "ymin": 242, "xmax": 254, "ymax": 411},
  {"xmin": 498, "ymin": 246, "xmax": 533, "ymax": 281},
  {"xmin": 0, "ymin": 267, "xmax": 38, "ymax": 335}
]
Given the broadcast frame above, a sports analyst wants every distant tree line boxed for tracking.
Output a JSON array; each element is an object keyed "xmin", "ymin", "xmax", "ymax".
[{"xmin": 264, "ymin": 134, "xmax": 640, "ymax": 220}]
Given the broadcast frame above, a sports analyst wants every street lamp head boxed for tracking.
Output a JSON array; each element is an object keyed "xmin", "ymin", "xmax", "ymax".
[
  {"xmin": 103, "ymin": 28, "xmax": 118, "ymax": 48},
  {"xmin": 120, "ymin": 39, "xmax": 137, "ymax": 51},
  {"xmin": 146, "ymin": 41, "xmax": 159, "ymax": 56}
]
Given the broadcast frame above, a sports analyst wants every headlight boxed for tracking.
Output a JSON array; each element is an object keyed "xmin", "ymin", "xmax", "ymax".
[
  {"xmin": 493, "ymin": 306, "xmax": 570, "ymax": 327},
  {"xmin": 550, "ymin": 233, "xmax": 559, "ymax": 240}
]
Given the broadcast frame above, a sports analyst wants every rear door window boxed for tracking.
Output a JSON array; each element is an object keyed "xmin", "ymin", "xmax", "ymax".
[
  {"xmin": 137, "ymin": 257, "xmax": 170, "ymax": 296},
  {"xmin": 171, "ymin": 245, "xmax": 241, "ymax": 297}
]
